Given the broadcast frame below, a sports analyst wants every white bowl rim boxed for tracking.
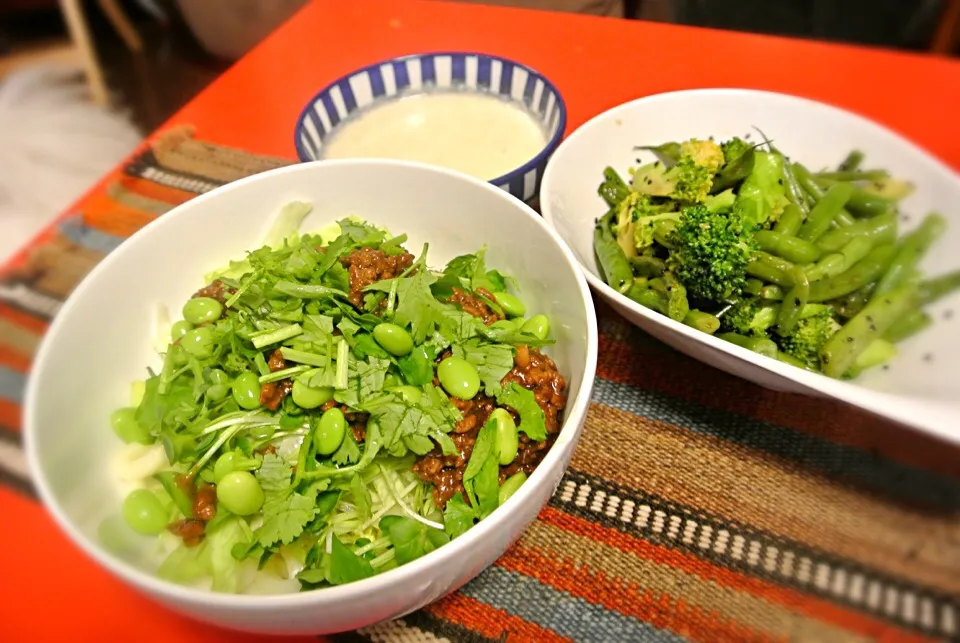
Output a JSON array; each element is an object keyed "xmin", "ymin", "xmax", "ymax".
[
  {"xmin": 23, "ymin": 158, "xmax": 599, "ymax": 608},
  {"xmin": 539, "ymin": 87, "xmax": 960, "ymax": 444}
]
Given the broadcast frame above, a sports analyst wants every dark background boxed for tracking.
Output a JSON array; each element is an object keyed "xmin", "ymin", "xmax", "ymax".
[{"xmin": 1, "ymin": 0, "xmax": 956, "ymax": 133}]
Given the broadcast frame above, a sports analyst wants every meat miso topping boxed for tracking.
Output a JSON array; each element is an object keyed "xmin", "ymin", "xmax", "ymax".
[
  {"xmin": 448, "ymin": 287, "xmax": 503, "ymax": 325},
  {"xmin": 192, "ymin": 279, "xmax": 235, "ymax": 304},
  {"xmin": 259, "ymin": 348, "xmax": 293, "ymax": 411},
  {"xmin": 413, "ymin": 347, "xmax": 567, "ymax": 508},
  {"xmin": 340, "ymin": 247, "xmax": 415, "ymax": 307}
]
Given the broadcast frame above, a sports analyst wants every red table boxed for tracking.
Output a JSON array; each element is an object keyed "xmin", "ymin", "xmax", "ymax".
[{"xmin": 5, "ymin": 1, "xmax": 960, "ymax": 642}]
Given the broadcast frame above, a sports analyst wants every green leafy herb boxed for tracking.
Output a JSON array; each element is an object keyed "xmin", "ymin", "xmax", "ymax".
[
  {"xmin": 380, "ymin": 516, "xmax": 450, "ymax": 565},
  {"xmin": 443, "ymin": 492, "xmax": 478, "ymax": 538},
  {"xmin": 254, "ymin": 453, "xmax": 318, "ymax": 547},
  {"xmin": 453, "ymin": 340, "xmax": 514, "ymax": 396},
  {"xmin": 496, "ymin": 382, "xmax": 547, "ymax": 441}
]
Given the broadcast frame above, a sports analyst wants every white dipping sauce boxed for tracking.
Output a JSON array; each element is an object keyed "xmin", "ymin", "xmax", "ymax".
[{"xmin": 321, "ymin": 91, "xmax": 547, "ymax": 180}]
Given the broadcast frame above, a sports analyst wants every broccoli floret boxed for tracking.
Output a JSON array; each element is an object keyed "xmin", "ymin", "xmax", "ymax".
[
  {"xmin": 613, "ymin": 192, "xmax": 679, "ymax": 256},
  {"xmin": 721, "ymin": 298, "xmax": 778, "ymax": 336},
  {"xmin": 680, "ymin": 139, "xmax": 724, "ymax": 174},
  {"xmin": 720, "ymin": 137, "xmax": 753, "ymax": 165},
  {"xmin": 668, "ymin": 203, "xmax": 756, "ymax": 303},
  {"xmin": 630, "ymin": 139, "xmax": 722, "ymax": 204},
  {"xmin": 776, "ymin": 309, "xmax": 840, "ymax": 370}
]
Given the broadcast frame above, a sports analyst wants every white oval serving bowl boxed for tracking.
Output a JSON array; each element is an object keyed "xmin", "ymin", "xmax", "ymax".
[
  {"xmin": 540, "ymin": 88, "xmax": 960, "ymax": 444},
  {"xmin": 24, "ymin": 159, "xmax": 598, "ymax": 635}
]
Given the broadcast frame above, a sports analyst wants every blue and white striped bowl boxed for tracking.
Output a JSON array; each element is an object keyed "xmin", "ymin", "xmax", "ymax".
[{"xmin": 293, "ymin": 52, "xmax": 567, "ymax": 203}]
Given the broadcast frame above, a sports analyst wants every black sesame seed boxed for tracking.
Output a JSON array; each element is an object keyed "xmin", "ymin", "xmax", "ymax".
[
  {"xmin": 945, "ymin": 309, "xmax": 954, "ymax": 320},
  {"xmin": 846, "ymin": 337, "xmax": 854, "ymax": 343},
  {"xmin": 865, "ymin": 315, "xmax": 874, "ymax": 323},
  {"xmin": 822, "ymin": 355, "xmax": 830, "ymax": 363},
  {"xmin": 882, "ymin": 365, "xmax": 890, "ymax": 371},
  {"xmin": 744, "ymin": 133, "xmax": 752, "ymax": 140},
  {"xmin": 869, "ymin": 324, "xmax": 877, "ymax": 332},
  {"xmin": 923, "ymin": 353, "xmax": 933, "ymax": 362},
  {"xmin": 794, "ymin": 297, "xmax": 801, "ymax": 306},
  {"xmin": 778, "ymin": 178, "xmax": 784, "ymax": 185}
]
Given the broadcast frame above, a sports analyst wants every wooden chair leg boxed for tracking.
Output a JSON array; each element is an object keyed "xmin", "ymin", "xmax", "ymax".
[
  {"xmin": 97, "ymin": 0, "xmax": 144, "ymax": 53},
  {"xmin": 931, "ymin": 0, "xmax": 960, "ymax": 54},
  {"xmin": 58, "ymin": 0, "xmax": 110, "ymax": 106}
]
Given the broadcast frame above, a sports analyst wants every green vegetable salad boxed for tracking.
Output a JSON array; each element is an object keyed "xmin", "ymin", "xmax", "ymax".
[
  {"xmin": 594, "ymin": 136, "xmax": 960, "ymax": 379},
  {"xmin": 105, "ymin": 203, "xmax": 563, "ymax": 594}
]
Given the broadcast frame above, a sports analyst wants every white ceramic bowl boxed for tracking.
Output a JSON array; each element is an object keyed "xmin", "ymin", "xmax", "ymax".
[
  {"xmin": 540, "ymin": 88, "xmax": 960, "ymax": 444},
  {"xmin": 23, "ymin": 160, "xmax": 598, "ymax": 635}
]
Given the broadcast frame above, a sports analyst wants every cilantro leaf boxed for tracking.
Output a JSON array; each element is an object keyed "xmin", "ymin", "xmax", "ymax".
[
  {"xmin": 438, "ymin": 308, "xmax": 482, "ymax": 345},
  {"xmin": 349, "ymin": 474, "xmax": 372, "ymax": 521},
  {"xmin": 397, "ymin": 344, "xmax": 437, "ymax": 386},
  {"xmin": 463, "ymin": 415, "xmax": 497, "ymax": 481},
  {"xmin": 403, "ymin": 434, "xmax": 435, "ymax": 455},
  {"xmin": 472, "ymin": 455, "xmax": 500, "ymax": 518},
  {"xmin": 380, "ymin": 516, "xmax": 450, "ymax": 565},
  {"xmin": 443, "ymin": 492, "xmax": 478, "ymax": 538},
  {"xmin": 368, "ymin": 269, "xmax": 446, "ymax": 344},
  {"xmin": 254, "ymin": 454, "xmax": 318, "ymax": 547},
  {"xmin": 303, "ymin": 535, "xmax": 375, "ymax": 587},
  {"xmin": 335, "ymin": 356, "xmax": 390, "ymax": 408},
  {"xmin": 337, "ymin": 218, "xmax": 386, "ymax": 246},
  {"xmin": 452, "ymin": 340, "xmax": 514, "ymax": 396},
  {"xmin": 496, "ymin": 382, "xmax": 547, "ymax": 441},
  {"xmin": 331, "ymin": 427, "xmax": 361, "ymax": 465}
]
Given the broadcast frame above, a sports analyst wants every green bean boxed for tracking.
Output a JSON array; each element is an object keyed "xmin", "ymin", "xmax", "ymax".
[
  {"xmin": 797, "ymin": 182, "xmax": 854, "ymax": 242},
  {"xmin": 884, "ymin": 309, "xmax": 932, "ymax": 343},
  {"xmin": 664, "ymin": 276, "xmax": 689, "ymax": 323},
  {"xmin": 594, "ymin": 211, "xmax": 633, "ymax": 293},
  {"xmin": 918, "ymin": 270, "xmax": 960, "ymax": 306},
  {"xmin": 372, "ymin": 322, "xmax": 414, "ymax": 356},
  {"xmin": 833, "ymin": 210, "xmax": 856, "ymax": 227},
  {"xmin": 806, "ymin": 236, "xmax": 874, "ymax": 282},
  {"xmin": 760, "ymin": 284, "xmax": 785, "ymax": 300},
  {"xmin": 629, "ymin": 255, "xmax": 666, "ymax": 278},
  {"xmin": 747, "ymin": 252, "xmax": 795, "ymax": 287},
  {"xmin": 745, "ymin": 279, "xmax": 764, "ymax": 296},
  {"xmin": 499, "ymin": 471, "xmax": 528, "ymax": 505},
  {"xmin": 232, "ymin": 371, "xmax": 261, "ymax": 410},
  {"xmin": 718, "ymin": 333, "xmax": 778, "ymax": 359},
  {"xmin": 776, "ymin": 351, "xmax": 817, "ymax": 372},
  {"xmin": 873, "ymin": 213, "xmax": 947, "ymax": 297},
  {"xmin": 492, "ymin": 292, "xmax": 526, "ymax": 318},
  {"xmin": 833, "ymin": 286, "xmax": 874, "ymax": 319},
  {"xmin": 836, "ymin": 150, "xmax": 864, "ymax": 173},
  {"xmin": 777, "ymin": 267, "xmax": 810, "ymax": 336},
  {"xmin": 820, "ymin": 287, "xmax": 917, "ymax": 378},
  {"xmin": 683, "ymin": 310, "xmax": 721, "ymax": 335},
  {"xmin": 773, "ymin": 204, "xmax": 804, "ymax": 236},
  {"xmin": 625, "ymin": 284, "xmax": 668, "ymax": 315},
  {"xmin": 122, "ymin": 489, "xmax": 168, "ymax": 535},
  {"xmin": 754, "ymin": 230, "xmax": 821, "ymax": 264},
  {"xmin": 598, "ymin": 167, "xmax": 631, "ymax": 208},
  {"xmin": 816, "ymin": 212, "xmax": 897, "ymax": 253},
  {"xmin": 217, "ymin": 471, "xmax": 265, "ymax": 516},
  {"xmin": 521, "ymin": 314, "xmax": 551, "ymax": 340},
  {"xmin": 778, "ymin": 160, "xmax": 810, "ymax": 214},
  {"xmin": 182, "ymin": 297, "xmax": 223, "ymax": 325},
  {"xmin": 315, "ymin": 407, "xmax": 347, "ymax": 456},
  {"xmin": 842, "ymin": 339, "xmax": 898, "ymax": 379},
  {"xmin": 808, "ymin": 244, "xmax": 896, "ymax": 302},
  {"xmin": 437, "ymin": 357, "xmax": 481, "ymax": 400},
  {"xmin": 817, "ymin": 169, "xmax": 888, "ymax": 182},
  {"xmin": 489, "ymin": 408, "xmax": 519, "ymax": 466}
]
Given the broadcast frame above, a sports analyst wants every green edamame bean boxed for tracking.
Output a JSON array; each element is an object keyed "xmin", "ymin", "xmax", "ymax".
[
  {"xmin": 372, "ymin": 322, "xmax": 414, "ymax": 356},
  {"xmin": 437, "ymin": 356, "xmax": 481, "ymax": 400},
  {"xmin": 216, "ymin": 471, "xmax": 264, "ymax": 516},
  {"xmin": 490, "ymin": 318, "xmax": 523, "ymax": 333},
  {"xmin": 498, "ymin": 472, "xmax": 528, "ymax": 506},
  {"xmin": 291, "ymin": 379, "xmax": 334, "ymax": 409},
  {"xmin": 391, "ymin": 385, "xmax": 422, "ymax": 404},
  {"xmin": 248, "ymin": 424, "xmax": 275, "ymax": 441},
  {"xmin": 110, "ymin": 407, "xmax": 149, "ymax": 444},
  {"xmin": 521, "ymin": 314, "xmax": 550, "ymax": 340},
  {"xmin": 207, "ymin": 368, "xmax": 229, "ymax": 385},
  {"xmin": 489, "ymin": 408, "xmax": 519, "ymax": 466},
  {"xmin": 315, "ymin": 407, "xmax": 346, "ymax": 456},
  {"xmin": 492, "ymin": 292, "xmax": 526, "ymax": 318},
  {"xmin": 181, "ymin": 327, "xmax": 215, "ymax": 358},
  {"xmin": 232, "ymin": 372, "xmax": 261, "ymax": 410},
  {"xmin": 122, "ymin": 489, "xmax": 168, "ymax": 535},
  {"xmin": 182, "ymin": 297, "xmax": 223, "ymax": 325},
  {"xmin": 212, "ymin": 450, "xmax": 259, "ymax": 482},
  {"xmin": 206, "ymin": 384, "xmax": 229, "ymax": 402},
  {"xmin": 170, "ymin": 320, "xmax": 194, "ymax": 341}
]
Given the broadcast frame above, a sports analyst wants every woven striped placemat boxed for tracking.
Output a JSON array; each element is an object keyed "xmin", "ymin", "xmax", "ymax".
[{"xmin": 2, "ymin": 127, "xmax": 958, "ymax": 643}]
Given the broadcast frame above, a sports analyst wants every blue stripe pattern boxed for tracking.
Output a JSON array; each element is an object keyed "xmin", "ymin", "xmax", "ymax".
[
  {"xmin": 293, "ymin": 52, "xmax": 567, "ymax": 203},
  {"xmin": 58, "ymin": 216, "xmax": 125, "ymax": 254},
  {"xmin": 591, "ymin": 377, "xmax": 960, "ymax": 511},
  {"xmin": 0, "ymin": 365, "xmax": 25, "ymax": 403},
  {"xmin": 461, "ymin": 566, "xmax": 690, "ymax": 643}
]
